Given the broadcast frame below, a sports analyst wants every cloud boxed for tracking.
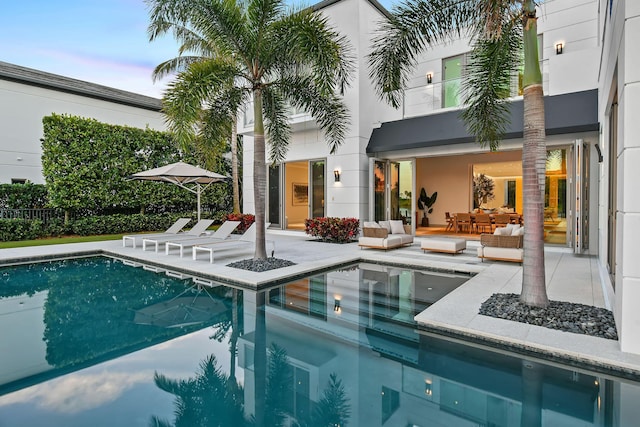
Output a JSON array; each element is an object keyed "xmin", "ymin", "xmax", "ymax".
[{"xmin": 0, "ymin": 371, "xmax": 151, "ymax": 414}]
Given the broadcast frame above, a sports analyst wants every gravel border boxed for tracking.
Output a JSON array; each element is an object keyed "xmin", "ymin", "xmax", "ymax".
[
  {"xmin": 479, "ymin": 293, "xmax": 618, "ymax": 340},
  {"xmin": 226, "ymin": 257, "xmax": 296, "ymax": 272}
]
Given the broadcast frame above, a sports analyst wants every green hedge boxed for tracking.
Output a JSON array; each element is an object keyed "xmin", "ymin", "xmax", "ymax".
[
  {"xmin": 0, "ymin": 213, "xmax": 222, "ymax": 241},
  {"xmin": 41, "ymin": 113, "xmax": 232, "ymax": 215},
  {"xmin": 0, "ymin": 183, "xmax": 49, "ymax": 209}
]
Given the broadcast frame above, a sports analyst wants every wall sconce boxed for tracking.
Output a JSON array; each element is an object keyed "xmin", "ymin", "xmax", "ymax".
[
  {"xmin": 426, "ymin": 73, "xmax": 433, "ymax": 84},
  {"xmin": 595, "ymin": 143, "xmax": 603, "ymax": 163},
  {"xmin": 425, "ymin": 379, "xmax": 433, "ymax": 396},
  {"xmin": 334, "ymin": 169, "xmax": 341, "ymax": 182},
  {"xmin": 334, "ymin": 299, "xmax": 341, "ymax": 312},
  {"xmin": 555, "ymin": 43, "xmax": 563, "ymax": 55}
]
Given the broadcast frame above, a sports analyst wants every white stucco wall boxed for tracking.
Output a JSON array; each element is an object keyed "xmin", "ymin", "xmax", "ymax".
[{"xmin": 0, "ymin": 79, "xmax": 166, "ymax": 184}]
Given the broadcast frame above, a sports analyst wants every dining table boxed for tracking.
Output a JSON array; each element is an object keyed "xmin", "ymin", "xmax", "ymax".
[{"xmin": 453, "ymin": 212, "xmax": 522, "ymax": 233}]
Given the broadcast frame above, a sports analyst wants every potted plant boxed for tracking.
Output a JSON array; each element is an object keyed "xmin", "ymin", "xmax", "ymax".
[
  {"xmin": 417, "ymin": 187, "xmax": 437, "ymax": 227},
  {"xmin": 473, "ymin": 173, "xmax": 495, "ymax": 211}
]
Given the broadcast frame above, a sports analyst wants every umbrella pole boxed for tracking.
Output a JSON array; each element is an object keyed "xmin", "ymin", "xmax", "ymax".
[{"xmin": 197, "ymin": 183, "xmax": 201, "ymax": 222}]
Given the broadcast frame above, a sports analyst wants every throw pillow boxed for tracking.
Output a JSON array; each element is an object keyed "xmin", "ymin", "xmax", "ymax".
[
  {"xmin": 494, "ymin": 227, "xmax": 510, "ymax": 236},
  {"xmin": 379, "ymin": 220, "xmax": 392, "ymax": 232},
  {"xmin": 389, "ymin": 220, "xmax": 405, "ymax": 234},
  {"xmin": 363, "ymin": 221, "xmax": 380, "ymax": 228},
  {"xmin": 510, "ymin": 224, "xmax": 522, "ymax": 236}
]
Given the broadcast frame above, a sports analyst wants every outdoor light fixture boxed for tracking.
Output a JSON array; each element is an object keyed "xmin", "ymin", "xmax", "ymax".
[
  {"xmin": 334, "ymin": 299, "xmax": 341, "ymax": 312},
  {"xmin": 334, "ymin": 169, "xmax": 341, "ymax": 182},
  {"xmin": 426, "ymin": 73, "xmax": 433, "ymax": 84},
  {"xmin": 556, "ymin": 43, "xmax": 564, "ymax": 55},
  {"xmin": 425, "ymin": 379, "xmax": 433, "ymax": 396}
]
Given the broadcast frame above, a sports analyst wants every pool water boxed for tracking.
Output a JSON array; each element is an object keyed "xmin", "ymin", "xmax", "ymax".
[{"xmin": 0, "ymin": 257, "xmax": 638, "ymax": 426}]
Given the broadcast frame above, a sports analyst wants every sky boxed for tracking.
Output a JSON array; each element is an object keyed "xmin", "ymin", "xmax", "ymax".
[{"xmin": 1, "ymin": 0, "xmax": 396, "ymax": 99}]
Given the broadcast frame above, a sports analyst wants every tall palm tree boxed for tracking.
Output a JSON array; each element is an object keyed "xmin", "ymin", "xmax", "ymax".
[
  {"xmin": 369, "ymin": 0, "xmax": 548, "ymax": 307},
  {"xmin": 147, "ymin": 0, "xmax": 353, "ymax": 260}
]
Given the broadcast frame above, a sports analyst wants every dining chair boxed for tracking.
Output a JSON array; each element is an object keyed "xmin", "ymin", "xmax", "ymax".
[
  {"xmin": 494, "ymin": 214, "xmax": 511, "ymax": 228},
  {"xmin": 445, "ymin": 212, "xmax": 455, "ymax": 231},
  {"xmin": 456, "ymin": 213, "xmax": 472, "ymax": 233},
  {"xmin": 475, "ymin": 213, "xmax": 493, "ymax": 234}
]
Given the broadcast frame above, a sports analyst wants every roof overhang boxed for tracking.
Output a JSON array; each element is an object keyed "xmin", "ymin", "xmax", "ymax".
[{"xmin": 367, "ymin": 89, "xmax": 599, "ymax": 155}]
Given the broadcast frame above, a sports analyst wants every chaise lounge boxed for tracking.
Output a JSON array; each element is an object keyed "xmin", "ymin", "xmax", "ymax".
[
  {"xmin": 122, "ymin": 217, "xmax": 191, "ymax": 248},
  {"xmin": 142, "ymin": 219, "xmax": 214, "ymax": 252},
  {"xmin": 358, "ymin": 220, "xmax": 413, "ymax": 250},
  {"xmin": 164, "ymin": 220, "xmax": 241, "ymax": 257}
]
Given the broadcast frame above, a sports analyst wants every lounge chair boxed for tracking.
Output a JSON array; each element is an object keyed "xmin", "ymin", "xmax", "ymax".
[
  {"xmin": 122, "ymin": 218, "xmax": 191, "ymax": 248},
  {"xmin": 142, "ymin": 219, "xmax": 215, "ymax": 252},
  {"xmin": 192, "ymin": 222, "xmax": 274, "ymax": 263},
  {"xmin": 165, "ymin": 221, "xmax": 241, "ymax": 257}
]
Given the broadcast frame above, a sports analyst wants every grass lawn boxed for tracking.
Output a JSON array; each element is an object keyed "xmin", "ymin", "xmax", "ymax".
[
  {"xmin": 0, "ymin": 225, "xmax": 222, "ymax": 249},
  {"xmin": 0, "ymin": 234, "xmax": 124, "ymax": 249}
]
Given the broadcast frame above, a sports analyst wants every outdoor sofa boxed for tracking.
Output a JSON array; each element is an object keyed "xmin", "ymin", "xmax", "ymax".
[
  {"xmin": 477, "ymin": 224, "xmax": 524, "ymax": 263},
  {"xmin": 358, "ymin": 220, "xmax": 413, "ymax": 250}
]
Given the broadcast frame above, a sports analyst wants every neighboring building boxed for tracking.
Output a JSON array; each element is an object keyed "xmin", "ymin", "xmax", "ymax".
[{"xmin": 0, "ymin": 61, "xmax": 165, "ymax": 184}]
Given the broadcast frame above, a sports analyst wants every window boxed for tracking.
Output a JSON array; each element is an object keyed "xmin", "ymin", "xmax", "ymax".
[
  {"xmin": 442, "ymin": 54, "xmax": 468, "ymax": 108},
  {"xmin": 11, "ymin": 179, "xmax": 26, "ymax": 184}
]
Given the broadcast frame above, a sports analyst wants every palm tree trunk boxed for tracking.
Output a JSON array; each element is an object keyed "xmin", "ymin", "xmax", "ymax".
[
  {"xmin": 231, "ymin": 117, "xmax": 241, "ymax": 214},
  {"xmin": 520, "ymin": 1, "xmax": 548, "ymax": 307},
  {"xmin": 253, "ymin": 90, "xmax": 268, "ymax": 259}
]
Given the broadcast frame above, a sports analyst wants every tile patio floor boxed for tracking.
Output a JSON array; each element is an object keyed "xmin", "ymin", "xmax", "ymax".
[{"xmin": 2, "ymin": 229, "xmax": 639, "ymax": 379}]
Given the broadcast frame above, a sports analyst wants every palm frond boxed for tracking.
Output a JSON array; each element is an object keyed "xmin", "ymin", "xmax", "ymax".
[
  {"xmin": 272, "ymin": 9, "xmax": 354, "ymax": 95},
  {"xmin": 161, "ymin": 60, "xmax": 239, "ymax": 149},
  {"xmin": 261, "ymin": 87, "xmax": 291, "ymax": 164},
  {"xmin": 368, "ymin": 0, "xmax": 480, "ymax": 108},
  {"xmin": 277, "ymin": 75, "xmax": 350, "ymax": 155},
  {"xmin": 461, "ymin": 19, "xmax": 522, "ymax": 150}
]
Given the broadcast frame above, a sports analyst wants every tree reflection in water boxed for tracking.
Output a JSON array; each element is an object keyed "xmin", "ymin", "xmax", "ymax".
[
  {"xmin": 151, "ymin": 344, "xmax": 351, "ymax": 427},
  {"xmin": 150, "ymin": 354, "xmax": 246, "ymax": 427}
]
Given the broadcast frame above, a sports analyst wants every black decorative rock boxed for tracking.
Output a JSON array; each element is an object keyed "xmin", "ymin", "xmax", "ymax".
[
  {"xmin": 226, "ymin": 257, "xmax": 296, "ymax": 272},
  {"xmin": 479, "ymin": 293, "xmax": 618, "ymax": 340}
]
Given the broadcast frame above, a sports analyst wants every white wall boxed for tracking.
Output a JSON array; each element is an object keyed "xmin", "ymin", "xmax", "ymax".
[
  {"xmin": 597, "ymin": 0, "xmax": 640, "ymax": 355},
  {"xmin": 0, "ymin": 79, "xmax": 165, "ymax": 184}
]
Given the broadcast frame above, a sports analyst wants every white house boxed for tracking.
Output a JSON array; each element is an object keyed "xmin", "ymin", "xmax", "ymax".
[
  {"xmin": 0, "ymin": 61, "xmax": 166, "ymax": 184},
  {"xmin": 238, "ymin": 0, "xmax": 640, "ymax": 356},
  {"xmin": 0, "ymin": 0, "xmax": 638, "ymax": 356}
]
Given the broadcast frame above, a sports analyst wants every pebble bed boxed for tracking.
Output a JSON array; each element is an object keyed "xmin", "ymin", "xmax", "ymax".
[
  {"xmin": 226, "ymin": 257, "xmax": 296, "ymax": 272},
  {"xmin": 479, "ymin": 293, "xmax": 618, "ymax": 340}
]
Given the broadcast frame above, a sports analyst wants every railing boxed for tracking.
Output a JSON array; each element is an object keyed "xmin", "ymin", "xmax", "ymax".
[
  {"xmin": 242, "ymin": 102, "xmax": 310, "ymax": 128},
  {"xmin": 402, "ymin": 60, "xmax": 549, "ymax": 119},
  {"xmin": 0, "ymin": 209, "xmax": 63, "ymax": 223}
]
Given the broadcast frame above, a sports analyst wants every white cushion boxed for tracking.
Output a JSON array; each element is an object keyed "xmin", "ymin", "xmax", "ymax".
[
  {"xmin": 505, "ymin": 223, "xmax": 517, "ymax": 232},
  {"xmin": 363, "ymin": 221, "xmax": 380, "ymax": 228},
  {"xmin": 389, "ymin": 220, "xmax": 405, "ymax": 234},
  {"xmin": 379, "ymin": 221, "xmax": 391, "ymax": 232},
  {"xmin": 510, "ymin": 224, "xmax": 522, "ymax": 236},
  {"xmin": 494, "ymin": 227, "xmax": 510, "ymax": 236},
  {"xmin": 516, "ymin": 227, "xmax": 525, "ymax": 236}
]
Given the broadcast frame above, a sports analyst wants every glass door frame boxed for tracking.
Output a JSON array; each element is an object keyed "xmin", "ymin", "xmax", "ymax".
[{"xmin": 368, "ymin": 158, "xmax": 416, "ymax": 234}]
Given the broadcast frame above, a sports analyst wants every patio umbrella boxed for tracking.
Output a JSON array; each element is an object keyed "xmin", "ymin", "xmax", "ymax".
[
  {"xmin": 134, "ymin": 295, "xmax": 228, "ymax": 328},
  {"xmin": 129, "ymin": 162, "xmax": 228, "ymax": 221}
]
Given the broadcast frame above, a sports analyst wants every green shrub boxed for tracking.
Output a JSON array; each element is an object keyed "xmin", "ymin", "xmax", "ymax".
[
  {"xmin": 304, "ymin": 217, "xmax": 360, "ymax": 243},
  {"xmin": 0, "ymin": 183, "xmax": 49, "ymax": 209}
]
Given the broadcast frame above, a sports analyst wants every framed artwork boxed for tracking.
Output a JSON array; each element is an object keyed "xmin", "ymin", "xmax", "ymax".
[{"xmin": 292, "ymin": 182, "xmax": 308, "ymax": 205}]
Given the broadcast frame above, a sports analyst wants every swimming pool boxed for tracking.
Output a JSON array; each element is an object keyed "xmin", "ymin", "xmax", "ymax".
[{"xmin": 0, "ymin": 256, "xmax": 638, "ymax": 426}]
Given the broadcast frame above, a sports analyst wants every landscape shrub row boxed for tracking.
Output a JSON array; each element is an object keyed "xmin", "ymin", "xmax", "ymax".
[
  {"xmin": 304, "ymin": 217, "xmax": 360, "ymax": 243},
  {"xmin": 0, "ymin": 213, "xmax": 202, "ymax": 242}
]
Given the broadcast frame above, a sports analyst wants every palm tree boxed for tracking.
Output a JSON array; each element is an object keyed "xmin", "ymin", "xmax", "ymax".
[
  {"xmin": 146, "ymin": 0, "xmax": 353, "ymax": 260},
  {"xmin": 369, "ymin": 0, "xmax": 548, "ymax": 307}
]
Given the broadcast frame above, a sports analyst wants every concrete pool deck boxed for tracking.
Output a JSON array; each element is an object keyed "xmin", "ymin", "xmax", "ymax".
[{"xmin": 2, "ymin": 229, "xmax": 640, "ymax": 380}]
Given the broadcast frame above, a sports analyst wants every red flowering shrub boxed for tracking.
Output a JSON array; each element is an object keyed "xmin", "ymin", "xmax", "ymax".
[
  {"xmin": 226, "ymin": 213, "xmax": 255, "ymax": 233},
  {"xmin": 304, "ymin": 217, "xmax": 360, "ymax": 243}
]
